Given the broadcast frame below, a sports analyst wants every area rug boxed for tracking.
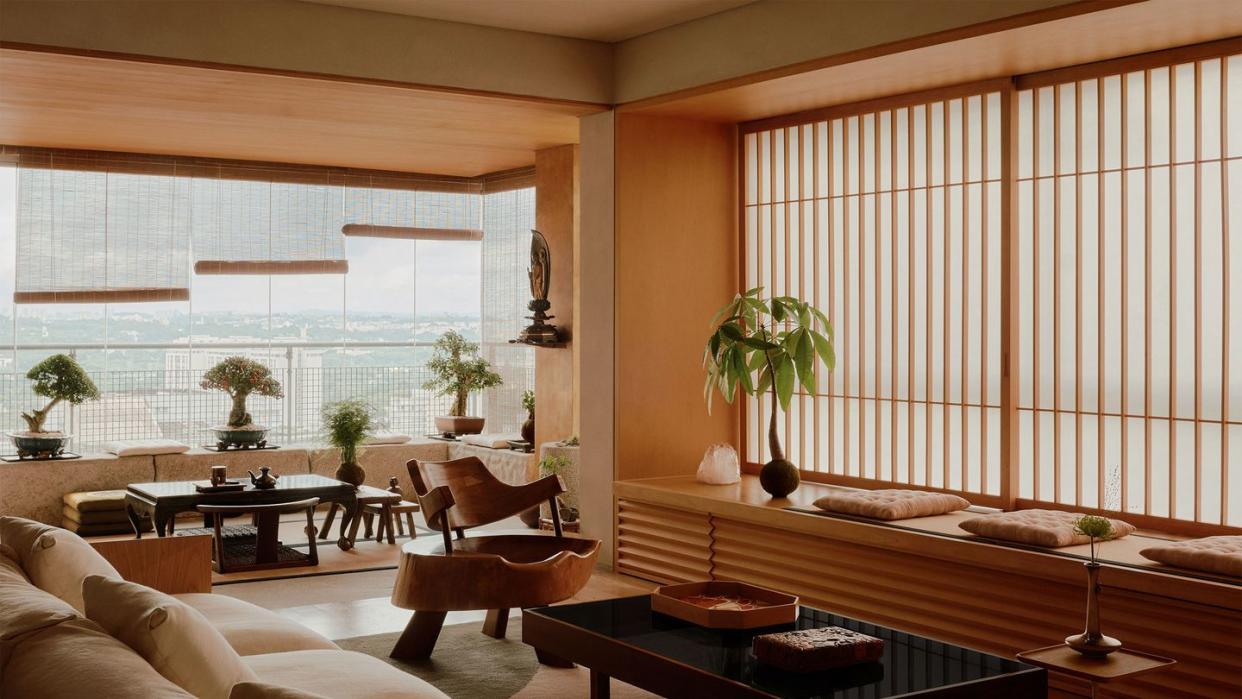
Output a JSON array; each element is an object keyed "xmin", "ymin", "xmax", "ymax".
[{"xmin": 336, "ymin": 617, "xmax": 656, "ymax": 698}]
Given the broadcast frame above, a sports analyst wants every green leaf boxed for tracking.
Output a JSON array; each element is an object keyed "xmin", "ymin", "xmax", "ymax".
[
  {"xmin": 756, "ymin": 365, "xmax": 773, "ymax": 393},
  {"xmin": 741, "ymin": 336, "xmax": 780, "ymax": 351},
  {"xmin": 708, "ymin": 332, "xmax": 721, "ymax": 360},
  {"xmin": 810, "ymin": 329, "xmax": 833, "ymax": 367},
  {"xmin": 774, "ymin": 357, "xmax": 795, "ymax": 411},
  {"xmin": 744, "ymin": 286, "xmax": 765, "ymax": 297},
  {"xmin": 719, "ymin": 323, "xmax": 743, "ymax": 341},
  {"xmin": 795, "ymin": 330, "xmax": 815, "ymax": 393},
  {"xmin": 732, "ymin": 346, "xmax": 753, "ymax": 395},
  {"xmin": 748, "ymin": 350, "xmax": 767, "ymax": 371},
  {"xmin": 770, "ymin": 299, "xmax": 786, "ymax": 322},
  {"xmin": 809, "ymin": 305, "xmax": 831, "ymax": 331}
]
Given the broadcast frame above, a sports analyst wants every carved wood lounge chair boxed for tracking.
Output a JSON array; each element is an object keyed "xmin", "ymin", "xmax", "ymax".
[{"xmin": 389, "ymin": 457, "xmax": 600, "ymax": 660}]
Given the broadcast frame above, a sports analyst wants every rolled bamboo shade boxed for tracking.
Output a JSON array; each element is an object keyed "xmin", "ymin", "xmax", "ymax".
[
  {"xmin": 13, "ymin": 151, "xmax": 191, "ymax": 303},
  {"xmin": 340, "ymin": 224, "xmax": 483, "ymax": 240}
]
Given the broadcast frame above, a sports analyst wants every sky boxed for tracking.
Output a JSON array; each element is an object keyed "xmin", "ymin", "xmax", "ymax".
[{"xmin": 0, "ymin": 164, "xmax": 482, "ymax": 317}]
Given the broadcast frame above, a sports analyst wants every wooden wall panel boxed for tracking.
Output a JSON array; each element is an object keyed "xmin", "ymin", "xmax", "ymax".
[
  {"xmin": 614, "ymin": 113, "xmax": 738, "ymax": 481},
  {"xmin": 615, "ymin": 499, "xmax": 712, "ymax": 584},
  {"xmin": 535, "ymin": 144, "xmax": 578, "ymax": 455},
  {"xmin": 91, "ymin": 535, "xmax": 213, "ymax": 595}
]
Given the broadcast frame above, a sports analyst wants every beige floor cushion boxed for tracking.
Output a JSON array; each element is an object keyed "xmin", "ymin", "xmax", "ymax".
[
  {"xmin": 63, "ymin": 490, "xmax": 129, "ymax": 513},
  {"xmin": 244, "ymin": 649, "xmax": 449, "ymax": 699},
  {"xmin": 20, "ymin": 523, "xmax": 121, "ymax": 612},
  {"xmin": 959, "ymin": 509, "xmax": 1136, "ymax": 548},
  {"xmin": 1140, "ymin": 536, "xmax": 1242, "ymax": 577},
  {"xmin": 0, "ymin": 552, "xmax": 80, "ymax": 642},
  {"xmin": 2, "ymin": 618, "xmax": 193, "ymax": 698},
  {"xmin": 84, "ymin": 575, "xmax": 258, "ymax": 699},
  {"xmin": 103, "ymin": 439, "xmax": 191, "ymax": 456},
  {"xmin": 175, "ymin": 593, "xmax": 338, "ymax": 656},
  {"xmin": 231, "ymin": 681, "xmax": 331, "ymax": 699},
  {"xmin": 813, "ymin": 489, "xmax": 971, "ymax": 520}
]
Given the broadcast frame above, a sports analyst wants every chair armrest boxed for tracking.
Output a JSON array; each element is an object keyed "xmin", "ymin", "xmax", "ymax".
[{"xmin": 91, "ymin": 535, "xmax": 213, "ymax": 594}]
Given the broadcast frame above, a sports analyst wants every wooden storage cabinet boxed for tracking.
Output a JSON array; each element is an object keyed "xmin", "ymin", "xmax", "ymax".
[{"xmin": 615, "ymin": 500, "xmax": 712, "ymax": 584}]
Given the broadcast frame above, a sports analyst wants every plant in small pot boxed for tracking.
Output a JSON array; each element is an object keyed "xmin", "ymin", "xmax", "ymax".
[
  {"xmin": 1065, "ymin": 515, "xmax": 1123, "ymax": 657},
  {"xmin": 538, "ymin": 455, "xmax": 578, "ymax": 523},
  {"xmin": 703, "ymin": 287, "xmax": 835, "ymax": 498},
  {"xmin": 201, "ymin": 356, "xmax": 283, "ymax": 449},
  {"xmin": 520, "ymin": 390, "xmax": 535, "ymax": 444},
  {"xmin": 323, "ymin": 399, "xmax": 375, "ymax": 487},
  {"xmin": 423, "ymin": 330, "xmax": 502, "ymax": 437},
  {"xmin": 9, "ymin": 353, "xmax": 100, "ymax": 458}
]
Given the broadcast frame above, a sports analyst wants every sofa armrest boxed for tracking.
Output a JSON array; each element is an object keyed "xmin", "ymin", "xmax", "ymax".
[{"xmin": 92, "ymin": 535, "xmax": 213, "ymax": 594}]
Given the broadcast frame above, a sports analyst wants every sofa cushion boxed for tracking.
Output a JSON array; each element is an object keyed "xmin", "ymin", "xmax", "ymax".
[
  {"xmin": 813, "ymin": 489, "xmax": 971, "ymax": 520},
  {"xmin": 958, "ymin": 509, "xmax": 1136, "ymax": 548},
  {"xmin": 0, "ymin": 515, "xmax": 55, "ymax": 564},
  {"xmin": 104, "ymin": 439, "xmax": 191, "ymax": 456},
  {"xmin": 244, "ymin": 649, "xmax": 449, "ymax": 699},
  {"xmin": 0, "ymin": 551, "xmax": 80, "ymax": 642},
  {"xmin": 1, "ymin": 618, "xmax": 193, "ymax": 698},
  {"xmin": 84, "ymin": 575, "xmax": 258, "ymax": 699},
  {"xmin": 18, "ymin": 522, "xmax": 122, "ymax": 612},
  {"xmin": 230, "ymin": 681, "xmax": 332, "ymax": 699},
  {"xmin": 1140, "ymin": 535, "xmax": 1242, "ymax": 577},
  {"xmin": 175, "ymin": 593, "xmax": 338, "ymax": 656}
]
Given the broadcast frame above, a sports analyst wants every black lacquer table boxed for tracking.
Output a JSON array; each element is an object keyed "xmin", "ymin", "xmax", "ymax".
[
  {"xmin": 125, "ymin": 474, "xmax": 359, "ymax": 550},
  {"xmin": 523, "ymin": 595, "xmax": 1046, "ymax": 698}
]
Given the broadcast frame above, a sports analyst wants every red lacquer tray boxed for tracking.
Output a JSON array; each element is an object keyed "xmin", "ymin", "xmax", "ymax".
[{"xmin": 652, "ymin": 580, "xmax": 799, "ymax": 629}]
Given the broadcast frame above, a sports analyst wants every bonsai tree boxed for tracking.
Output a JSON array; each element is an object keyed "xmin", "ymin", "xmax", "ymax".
[
  {"xmin": 323, "ymin": 399, "xmax": 375, "ymax": 486},
  {"xmin": 19, "ymin": 354, "xmax": 100, "ymax": 433},
  {"xmin": 522, "ymin": 389, "xmax": 535, "ymax": 417},
  {"xmin": 520, "ymin": 389, "xmax": 536, "ymax": 444},
  {"xmin": 703, "ymin": 287, "xmax": 835, "ymax": 497},
  {"xmin": 200, "ymin": 356, "xmax": 283, "ymax": 428},
  {"xmin": 423, "ymin": 330, "xmax": 502, "ymax": 417}
]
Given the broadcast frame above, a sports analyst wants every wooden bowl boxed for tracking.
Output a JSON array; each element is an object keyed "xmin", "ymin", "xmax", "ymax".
[{"xmin": 652, "ymin": 580, "xmax": 799, "ymax": 629}]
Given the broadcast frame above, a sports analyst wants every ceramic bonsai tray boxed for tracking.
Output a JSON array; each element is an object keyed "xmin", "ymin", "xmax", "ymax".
[
  {"xmin": 201, "ymin": 444, "xmax": 281, "ymax": 452},
  {"xmin": 652, "ymin": 580, "xmax": 799, "ymax": 629},
  {"xmin": 1, "ymin": 452, "xmax": 82, "ymax": 462}
]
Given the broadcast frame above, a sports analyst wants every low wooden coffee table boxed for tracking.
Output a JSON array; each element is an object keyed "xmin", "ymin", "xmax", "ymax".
[{"xmin": 523, "ymin": 596, "xmax": 1046, "ymax": 698}]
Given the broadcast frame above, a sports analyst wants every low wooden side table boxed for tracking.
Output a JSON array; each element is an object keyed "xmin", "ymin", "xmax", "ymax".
[{"xmin": 1016, "ymin": 644, "xmax": 1176, "ymax": 699}]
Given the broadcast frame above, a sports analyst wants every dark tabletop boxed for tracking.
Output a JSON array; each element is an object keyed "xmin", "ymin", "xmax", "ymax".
[
  {"xmin": 526, "ymin": 596, "xmax": 1038, "ymax": 698},
  {"xmin": 128, "ymin": 474, "xmax": 350, "ymax": 498}
]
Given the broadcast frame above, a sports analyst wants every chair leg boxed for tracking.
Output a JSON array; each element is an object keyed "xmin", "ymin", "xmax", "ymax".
[
  {"xmin": 482, "ymin": 608, "xmax": 509, "ymax": 639},
  {"xmin": 374, "ymin": 511, "xmax": 387, "ymax": 543},
  {"xmin": 384, "ymin": 506, "xmax": 397, "ymax": 545},
  {"xmin": 363, "ymin": 511, "xmax": 374, "ymax": 539},
  {"xmin": 319, "ymin": 503, "xmax": 338, "ymax": 540},
  {"xmin": 405, "ymin": 512, "xmax": 417, "ymax": 539},
  {"xmin": 304, "ymin": 508, "xmax": 319, "ymax": 567},
  {"xmin": 390, "ymin": 611, "xmax": 447, "ymax": 660},
  {"xmin": 394, "ymin": 512, "xmax": 405, "ymax": 537}
]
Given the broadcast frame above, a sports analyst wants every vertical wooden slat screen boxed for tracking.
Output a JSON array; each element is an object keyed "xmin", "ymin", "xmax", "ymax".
[
  {"xmin": 743, "ymin": 82, "xmax": 1007, "ymax": 505},
  {"xmin": 741, "ymin": 43, "xmax": 1240, "ymax": 532},
  {"xmin": 1014, "ymin": 52, "xmax": 1241, "ymax": 527}
]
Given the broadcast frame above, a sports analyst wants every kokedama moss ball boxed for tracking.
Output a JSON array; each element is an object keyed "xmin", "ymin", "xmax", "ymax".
[{"xmin": 760, "ymin": 458, "xmax": 800, "ymax": 498}]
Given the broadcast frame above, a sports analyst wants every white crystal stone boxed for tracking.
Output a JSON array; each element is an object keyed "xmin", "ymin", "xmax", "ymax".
[{"xmin": 697, "ymin": 442, "xmax": 740, "ymax": 484}]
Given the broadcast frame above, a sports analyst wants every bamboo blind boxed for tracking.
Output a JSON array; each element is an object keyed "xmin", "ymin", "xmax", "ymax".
[
  {"xmin": 741, "ymin": 46, "xmax": 1241, "ymax": 529},
  {"xmin": 1015, "ymin": 54, "xmax": 1240, "ymax": 527}
]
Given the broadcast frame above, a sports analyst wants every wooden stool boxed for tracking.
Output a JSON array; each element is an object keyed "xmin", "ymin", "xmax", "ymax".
[
  {"xmin": 319, "ymin": 486, "xmax": 400, "ymax": 547},
  {"xmin": 363, "ymin": 500, "xmax": 420, "ymax": 543}
]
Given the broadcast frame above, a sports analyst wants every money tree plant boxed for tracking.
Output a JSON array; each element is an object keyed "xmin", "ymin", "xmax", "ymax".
[{"xmin": 703, "ymin": 287, "xmax": 835, "ymax": 497}]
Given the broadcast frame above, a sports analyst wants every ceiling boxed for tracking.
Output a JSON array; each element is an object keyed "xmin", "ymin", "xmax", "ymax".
[
  {"xmin": 0, "ymin": 48, "xmax": 602, "ymax": 176},
  {"xmin": 298, "ymin": 0, "xmax": 755, "ymax": 42}
]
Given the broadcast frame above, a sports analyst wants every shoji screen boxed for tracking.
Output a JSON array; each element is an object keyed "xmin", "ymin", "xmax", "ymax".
[
  {"xmin": 742, "ymin": 83, "xmax": 1006, "ymax": 503},
  {"xmin": 1015, "ymin": 52, "xmax": 1241, "ymax": 527}
]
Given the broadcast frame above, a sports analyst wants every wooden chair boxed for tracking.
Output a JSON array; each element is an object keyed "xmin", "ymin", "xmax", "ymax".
[
  {"xmin": 389, "ymin": 457, "xmax": 600, "ymax": 661},
  {"xmin": 194, "ymin": 498, "xmax": 320, "ymax": 574}
]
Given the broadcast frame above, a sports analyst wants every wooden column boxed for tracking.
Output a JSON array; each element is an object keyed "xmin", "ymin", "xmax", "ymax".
[{"xmin": 534, "ymin": 145, "xmax": 579, "ymax": 460}]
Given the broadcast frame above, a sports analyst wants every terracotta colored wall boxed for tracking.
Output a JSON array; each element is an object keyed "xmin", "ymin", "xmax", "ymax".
[
  {"xmin": 534, "ymin": 145, "xmax": 579, "ymax": 456},
  {"xmin": 613, "ymin": 114, "xmax": 739, "ymax": 481}
]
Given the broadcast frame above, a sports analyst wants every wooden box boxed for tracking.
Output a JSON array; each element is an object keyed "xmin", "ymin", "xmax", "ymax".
[{"xmin": 651, "ymin": 580, "xmax": 798, "ymax": 629}]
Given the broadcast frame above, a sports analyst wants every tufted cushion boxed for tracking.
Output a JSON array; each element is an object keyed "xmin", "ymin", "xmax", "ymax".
[
  {"xmin": 959, "ymin": 509, "xmax": 1136, "ymax": 548},
  {"xmin": 102, "ymin": 439, "xmax": 191, "ymax": 456},
  {"xmin": 2, "ymin": 618, "xmax": 193, "ymax": 698},
  {"xmin": 0, "ymin": 551, "xmax": 80, "ymax": 642},
  {"xmin": 0, "ymin": 516, "xmax": 56, "ymax": 564},
  {"xmin": 84, "ymin": 575, "xmax": 258, "ymax": 699},
  {"xmin": 20, "ymin": 524, "xmax": 121, "ymax": 612},
  {"xmin": 1140, "ymin": 536, "xmax": 1242, "ymax": 577},
  {"xmin": 813, "ymin": 489, "xmax": 971, "ymax": 520},
  {"xmin": 174, "ymin": 593, "xmax": 338, "ymax": 656},
  {"xmin": 63, "ymin": 490, "xmax": 130, "ymax": 513}
]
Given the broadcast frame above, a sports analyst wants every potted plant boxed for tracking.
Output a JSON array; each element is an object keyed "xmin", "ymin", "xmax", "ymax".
[
  {"xmin": 538, "ymin": 455, "xmax": 578, "ymax": 523},
  {"xmin": 9, "ymin": 353, "xmax": 100, "ymax": 458},
  {"xmin": 1065, "ymin": 515, "xmax": 1123, "ymax": 657},
  {"xmin": 521, "ymin": 390, "xmax": 535, "ymax": 444},
  {"xmin": 200, "ymin": 356, "xmax": 283, "ymax": 449},
  {"xmin": 423, "ymin": 330, "xmax": 502, "ymax": 436},
  {"xmin": 323, "ymin": 399, "xmax": 375, "ymax": 487},
  {"xmin": 703, "ymin": 287, "xmax": 835, "ymax": 498}
]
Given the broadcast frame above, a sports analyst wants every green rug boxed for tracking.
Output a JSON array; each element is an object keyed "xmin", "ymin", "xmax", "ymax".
[{"xmin": 336, "ymin": 617, "xmax": 538, "ymax": 699}]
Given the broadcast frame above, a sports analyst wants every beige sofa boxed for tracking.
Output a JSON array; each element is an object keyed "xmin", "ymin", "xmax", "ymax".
[{"xmin": 0, "ymin": 516, "xmax": 446, "ymax": 699}]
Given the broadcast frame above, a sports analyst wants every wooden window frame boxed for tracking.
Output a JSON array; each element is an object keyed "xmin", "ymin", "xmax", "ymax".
[{"xmin": 738, "ymin": 39, "xmax": 1241, "ymax": 537}]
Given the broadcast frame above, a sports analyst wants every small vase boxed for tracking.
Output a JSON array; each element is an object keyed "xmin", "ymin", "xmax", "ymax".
[
  {"xmin": 335, "ymin": 461, "xmax": 366, "ymax": 488},
  {"xmin": 1065, "ymin": 561, "xmax": 1122, "ymax": 657},
  {"xmin": 521, "ymin": 413, "xmax": 535, "ymax": 444}
]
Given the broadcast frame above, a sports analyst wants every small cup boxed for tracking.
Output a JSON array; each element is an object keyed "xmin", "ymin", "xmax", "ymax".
[{"xmin": 210, "ymin": 465, "xmax": 228, "ymax": 486}]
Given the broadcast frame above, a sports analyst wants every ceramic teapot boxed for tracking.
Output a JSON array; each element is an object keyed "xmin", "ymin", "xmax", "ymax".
[{"xmin": 247, "ymin": 466, "xmax": 279, "ymax": 489}]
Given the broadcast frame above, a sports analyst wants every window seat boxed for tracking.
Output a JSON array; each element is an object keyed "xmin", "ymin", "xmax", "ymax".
[{"xmin": 614, "ymin": 475, "xmax": 1240, "ymax": 699}]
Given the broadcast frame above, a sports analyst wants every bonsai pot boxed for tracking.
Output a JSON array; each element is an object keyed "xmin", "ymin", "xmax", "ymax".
[
  {"xmin": 521, "ymin": 414, "xmax": 535, "ymax": 444},
  {"xmin": 211, "ymin": 426, "xmax": 269, "ymax": 449},
  {"xmin": 434, "ymin": 416, "xmax": 485, "ymax": 436},
  {"xmin": 8, "ymin": 431, "xmax": 71, "ymax": 458},
  {"xmin": 335, "ymin": 461, "xmax": 366, "ymax": 487}
]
